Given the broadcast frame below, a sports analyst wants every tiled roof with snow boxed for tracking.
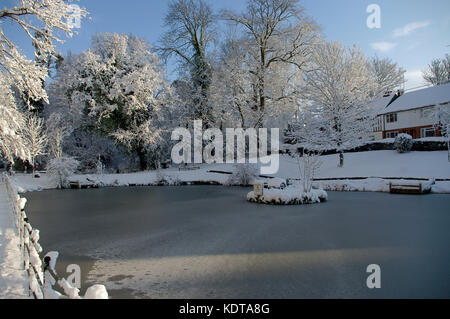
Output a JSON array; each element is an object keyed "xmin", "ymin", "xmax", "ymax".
[
  {"xmin": 379, "ymin": 82, "xmax": 450, "ymax": 115},
  {"xmin": 368, "ymin": 95, "xmax": 395, "ymax": 113}
]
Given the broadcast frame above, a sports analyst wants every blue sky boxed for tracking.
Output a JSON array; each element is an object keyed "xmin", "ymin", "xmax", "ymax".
[{"xmin": 4, "ymin": 0, "xmax": 450, "ymax": 90}]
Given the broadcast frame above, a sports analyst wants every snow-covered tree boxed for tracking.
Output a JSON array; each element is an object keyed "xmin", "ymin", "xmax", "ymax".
[
  {"xmin": 0, "ymin": 0, "xmax": 88, "ymax": 105},
  {"xmin": 286, "ymin": 108, "xmax": 327, "ymax": 152},
  {"xmin": 210, "ymin": 37, "xmax": 256, "ymax": 129},
  {"xmin": 301, "ymin": 41, "xmax": 377, "ymax": 167},
  {"xmin": 56, "ymin": 33, "xmax": 171, "ymax": 170},
  {"xmin": 431, "ymin": 104, "xmax": 450, "ymax": 162},
  {"xmin": 296, "ymin": 151, "xmax": 322, "ymax": 193},
  {"xmin": 434, "ymin": 105, "xmax": 450, "ymax": 137},
  {"xmin": 46, "ymin": 112, "xmax": 73, "ymax": 159},
  {"xmin": 369, "ymin": 56, "xmax": 406, "ymax": 95},
  {"xmin": 222, "ymin": 0, "xmax": 319, "ymax": 128},
  {"xmin": 423, "ymin": 55, "xmax": 450, "ymax": 86},
  {"xmin": 46, "ymin": 156, "xmax": 79, "ymax": 188},
  {"xmin": 0, "ymin": 0, "xmax": 87, "ymax": 164},
  {"xmin": 158, "ymin": 0, "xmax": 216, "ymax": 127},
  {"xmin": 170, "ymin": 79, "xmax": 199, "ymax": 127},
  {"xmin": 62, "ymin": 129, "xmax": 128, "ymax": 173},
  {"xmin": 211, "ymin": 34, "xmax": 303, "ymax": 129},
  {"xmin": 23, "ymin": 113, "xmax": 48, "ymax": 175},
  {"xmin": 0, "ymin": 74, "xmax": 29, "ymax": 162}
]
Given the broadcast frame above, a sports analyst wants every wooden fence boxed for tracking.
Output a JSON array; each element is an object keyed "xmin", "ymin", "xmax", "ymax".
[{"xmin": 1, "ymin": 173, "xmax": 108, "ymax": 299}]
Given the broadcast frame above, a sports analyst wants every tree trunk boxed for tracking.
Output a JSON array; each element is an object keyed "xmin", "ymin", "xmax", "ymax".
[
  {"xmin": 447, "ymin": 125, "xmax": 450, "ymax": 163},
  {"xmin": 137, "ymin": 147, "xmax": 148, "ymax": 171},
  {"xmin": 259, "ymin": 47, "xmax": 266, "ymax": 116},
  {"xmin": 339, "ymin": 152, "xmax": 344, "ymax": 168},
  {"xmin": 447, "ymin": 137, "xmax": 449, "ymax": 163},
  {"xmin": 32, "ymin": 157, "xmax": 35, "ymax": 178}
]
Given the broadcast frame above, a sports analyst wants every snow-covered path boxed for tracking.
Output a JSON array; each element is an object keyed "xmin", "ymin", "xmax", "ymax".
[{"xmin": 0, "ymin": 181, "xmax": 29, "ymax": 299}]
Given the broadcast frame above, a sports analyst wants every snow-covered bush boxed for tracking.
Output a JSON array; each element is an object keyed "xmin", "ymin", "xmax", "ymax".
[
  {"xmin": 226, "ymin": 164, "xmax": 258, "ymax": 186},
  {"xmin": 394, "ymin": 134, "xmax": 413, "ymax": 153},
  {"xmin": 84, "ymin": 285, "xmax": 109, "ymax": 299},
  {"xmin": 247, "ymin": 187, "xmax": 328, "ymax": 205},
  {"xmin": 46, "ymin": 157, "xmax": 79, "ymax": 189},
  {"xmin": 155, "ymin": 170, "xmax": 170, "ymax": 186}
]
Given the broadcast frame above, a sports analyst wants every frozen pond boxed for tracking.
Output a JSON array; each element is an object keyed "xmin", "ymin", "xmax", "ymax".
[{"xmin": 25, "ymin": 186, "xmax": 450, "ymax": 299}]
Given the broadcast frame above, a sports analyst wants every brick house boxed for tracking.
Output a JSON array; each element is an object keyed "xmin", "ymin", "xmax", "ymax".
[{"xmin": 373, "ymin": 83, "xmax": 450, "ymax": 140}]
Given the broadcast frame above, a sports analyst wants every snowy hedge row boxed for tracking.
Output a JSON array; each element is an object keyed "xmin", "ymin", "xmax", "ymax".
[
  {"xmin": 247, "ymin": 187, "xmax": 328, "ymax": 205},
  {"xmin": 283, "ymin": 137, "xmax": 448, "ymax": 155}
]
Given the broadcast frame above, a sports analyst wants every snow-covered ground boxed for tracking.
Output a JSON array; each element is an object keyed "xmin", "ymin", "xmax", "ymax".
[
  {"xmin": 277, "ymin": 151, "xmax": 450, "ymax": 180},
  {"xmin": 277, "ymin": 151, "xmax": 450, "ymax": 194},
  {"xmin": 9, "ymin": 150, "xmax": 450, "ymax": 194},
  {"xmin": 0, "ymin": 182, "xmax": 29, "ymax": 299}
]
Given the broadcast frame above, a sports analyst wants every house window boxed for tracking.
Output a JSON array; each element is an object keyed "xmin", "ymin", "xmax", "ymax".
[
  {"xmin": 421, "ymin": 127, "xmax": 436, "ymax": 138},
  {"xmin": 374, "ymin": 116, "xmax": 383, "ymax": 132},
  {"xmin": 386, "ymin": 132, "xmax": 399, "ymax": 138},
  {"xmin": 386, "ymin": 113, "xmax": 398, "ymax": 123}
]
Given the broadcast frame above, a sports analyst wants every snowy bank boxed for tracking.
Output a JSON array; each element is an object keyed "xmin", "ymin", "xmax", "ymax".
[
  {"xmin": 277, "ymin": 151, "xmax": 450, "ymax": 180},
  {"xmin": 313, "ymin": 178, "xmax": 444, "ymax": 194},
  {"xmin": 247, "ymin": 187, "xmax": 328, "ymax": 205},
  {"xmin": 9, "ymin": 151, "xmax": 450, "ymax": 195}
]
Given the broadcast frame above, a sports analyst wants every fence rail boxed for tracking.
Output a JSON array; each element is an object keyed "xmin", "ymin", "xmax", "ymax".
[{"xmin": 1, "ymin": 173, "xmax": 108, "ymax": 299}]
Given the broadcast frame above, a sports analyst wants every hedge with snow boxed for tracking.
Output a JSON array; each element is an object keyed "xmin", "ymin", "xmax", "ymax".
[{"xmin": 247, "ymin": 187, "xmax": 328, "ymax": 205}]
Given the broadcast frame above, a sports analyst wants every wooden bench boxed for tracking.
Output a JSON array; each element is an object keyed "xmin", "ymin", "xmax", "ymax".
[
  {"xmin": 389, "ymin": 182, "xmax": 424, "ymax": 195},
  {"xmin": 69, "ymin": 181, "xmax": 81, "ymax": 189}
]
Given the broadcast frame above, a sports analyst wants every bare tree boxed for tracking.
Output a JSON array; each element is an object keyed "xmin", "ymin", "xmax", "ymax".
[
  {"xmin": 423, "ymin": 55, "xmax": 450, "ymax": 86},
  {"xmin": 369, "ymin": 56, "xmax": 406, "ymax": 95},
  {"xmin": 23, "ymin": 114, "xmax": 48, "ymax": 176},
  {"xmin": 222, "ymin": 0, "xmax": 319, "ymax": 127},
  {"xmin": 158, "ymin": 0, "xmax": 216, "ymax": 126},
  {"xmin": 210, "ymin": 36, "xmax": 255, "ymax": 128}
]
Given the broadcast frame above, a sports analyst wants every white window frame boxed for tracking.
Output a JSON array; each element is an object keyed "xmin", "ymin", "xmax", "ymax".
[
  {"xmin": 421, "ymin": 127, "xmax": 436, "ymax": 138},
  {"xmin": 386, "ymin": 131, "xmax": 399, "ymax": 138},
  {"xmin": 386, "ymin": 113, "xmax": 398, "ymax": 123}
]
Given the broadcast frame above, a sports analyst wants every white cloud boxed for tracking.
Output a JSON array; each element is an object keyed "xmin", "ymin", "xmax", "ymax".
[
  {"xmin": 405, "ymin": 70, "xmax": 428, "ymax": 90},
  {"xmin": 370, "ymin": 42, "xmax": 398, "ymax": 53},
  {"xmin": 393, "ymin": 21, "xmax": 431, "ymax": 38}
]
